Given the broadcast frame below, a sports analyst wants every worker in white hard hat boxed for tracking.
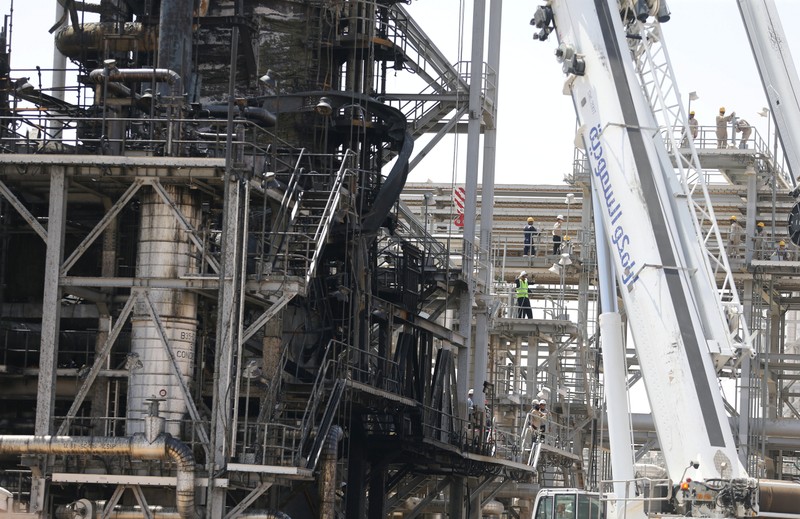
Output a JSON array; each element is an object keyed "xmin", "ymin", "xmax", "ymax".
[
  {"xmin": 515, "ymin": 271, "xmax": 533, "ymax": 318},
  {"xmin": 467, "ymin": 388, "xmax": 475, "ymax": 414},
  {"xmin": 736, "ymin": 118, "xmax": 752, "ymax": 149},
  {"xmin": 523, "ymin": 217, "xmax": 539, "ymax": 257},
  {"xmin": 728, "ymin": 215, "xmax": 743, "ymax": 259},
  {"xmin": 552, "ymin": 214, "xmax": 565, "ymax": 255},
  {"xmin": 716, "ymin": 106, "xmax": 735, "ymax": 149},
  {"xmin": 527, "ymin": 399, "xmax": 543, "ymax": 444},
  {"xmin": 537, "ymin": 399, "xmax": 548, "ymax": 441}
]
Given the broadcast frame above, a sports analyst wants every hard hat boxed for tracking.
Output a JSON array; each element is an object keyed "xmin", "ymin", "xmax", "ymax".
[
  {"xmin": 564, "ymin": 235, "xmax": 571, "ymax": 241},
  {"xmin": 527, "ymin": 217, "xmax": 534, "ymax": 222},
  {"xmin": 757, "ymin": 222, "xmax": 765, "ymax": 228},
  {"xmin": 539, "ymin": 399, "xmax": 547, "ymax": 405},
  {"xmin": 719, "ymin": 106, "xmax": 726, "ymax": 113},
  {"xmin": 730, "ymin": 215, "xmax": 737, "ymax": 221},
  {"xmin": 780, "ymin": 240, "xmax": 786, "ymax": 246},
  {"xmin": 468, "ymin": 388, "xmax": 474, "ymax": 394},
  {"xmin": 532, "ymin": 399, "xmax": 539, "ymax": 405},
  {"xmin": 689, "ymin": 110, "xmax": 695, "ymax": 116},
  {"xmin": 519, "ymin": 270, "xmax": 527, "ymax": 278},
  {"xmin": 557, "ymin": 214, "xmax": 564, "ymax": 220}
]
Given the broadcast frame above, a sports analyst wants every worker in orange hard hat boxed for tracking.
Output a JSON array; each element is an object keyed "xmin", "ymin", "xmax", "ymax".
[
  {"xmin": 523, "ymin": 217, "xmax": 539, "ymax": 257},
  {"xmin": 716, "ymin": 106, "xmax": 735, "ymax": 149}
]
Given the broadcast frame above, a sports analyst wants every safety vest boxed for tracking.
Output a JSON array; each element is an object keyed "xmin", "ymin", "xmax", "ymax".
[{"xmin": 516, "ymin": 279, "xmax": 529, "ymax": 298}]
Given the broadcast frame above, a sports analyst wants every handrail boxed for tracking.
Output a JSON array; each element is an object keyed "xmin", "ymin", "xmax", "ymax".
[
  {"xmin": 295, "ymin": 340, "xmax": 340, "ymax": 464},
  {"xmin": 305, "ymin": 150, "xmax": 356, "ymax": 287}
]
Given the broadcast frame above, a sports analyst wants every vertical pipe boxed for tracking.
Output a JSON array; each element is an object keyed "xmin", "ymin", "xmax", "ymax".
[
  {"xmin": 320, "ymin": 426, "xmax": 343, "ymax": 519},
  {"xmin": 157, "ymin": 0, "xmax": 193, "ymax": 87},
  {"xmin": 473, "ymin": 0, "xmax": 502, "ymax": 419},
  {"xmin": 208, "ymin": 26, "xmax": 242, "ymax": 519},
  {"xmin": 460, "ymin": 0, "xmax": 486, "ymax": 413},
  {"xmin": 745, "ymin": 167, "xmax": 757, "ymax": 263},
  {"xmin": 51, "ymin": 2, "xmax": 67, "ymax": 101},
  {"xmin": 739, "ymin": 279, "xmax": 753, "ymax": 468}
]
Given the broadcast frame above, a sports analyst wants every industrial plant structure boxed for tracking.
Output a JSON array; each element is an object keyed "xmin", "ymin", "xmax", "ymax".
[{"xmin": 0, "ymin": 1, "xmax": 798, "ymax": 518}]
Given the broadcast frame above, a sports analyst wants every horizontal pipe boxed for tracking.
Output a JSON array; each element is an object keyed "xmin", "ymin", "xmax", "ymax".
[
  {"xmin": 88, "ymin": 68, "xmax": 182, "ymax": 98},
  {"xmin": 0, "ymin": 434, "xmax": 195, "ymax": 518}
]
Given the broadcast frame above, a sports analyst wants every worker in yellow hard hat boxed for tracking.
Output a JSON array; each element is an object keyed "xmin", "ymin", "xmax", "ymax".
[
  {"xmin": 772, "ymin": 239, "xmax": 792, "ymax": 261},
  {"xmin": 688, "ymin": 110, "xmax": 698, "ymax": 142},
  {"xmin": 754, "ymin": 222, "xmax": 766, "ymax": 259},
  {"xmin": 716, "ymin": 106, "xmax": 735, "ymax": 148},
  {"xmin": 523, "ymin": 217, "xmax": 539, "ymax": 257}
]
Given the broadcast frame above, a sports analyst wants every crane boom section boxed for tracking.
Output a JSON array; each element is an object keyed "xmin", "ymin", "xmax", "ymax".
[
  {"xmin": 545, "ymin": 0, "xmax": 746, "ymax": 483},
  {"xmin": 738, "ymin": 0, "xmax": 800, "ymax": 184}
]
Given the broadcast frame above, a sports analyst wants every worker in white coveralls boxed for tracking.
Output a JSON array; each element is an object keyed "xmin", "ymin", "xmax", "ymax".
[
  {"xmin": 716, "ymin": 106, "xmax": 735, "ymax": 148},
  {"xmin": 736, "ymin": 118, "xmax": 752, "ymax": 149},
  {"xmin": 728, "ymin": 215, "xmax": 743, "ymax": 258}
]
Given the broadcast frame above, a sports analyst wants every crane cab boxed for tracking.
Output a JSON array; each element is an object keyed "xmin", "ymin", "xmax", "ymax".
[{"xmin": 530, "ymin": 489, "xmax": 608, "ymax": 519}]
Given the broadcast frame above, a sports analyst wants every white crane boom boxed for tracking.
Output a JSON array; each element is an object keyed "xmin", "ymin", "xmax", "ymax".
[{"xmin": 738, "ymin": 0, "xmax": 800, "ymax": 185}]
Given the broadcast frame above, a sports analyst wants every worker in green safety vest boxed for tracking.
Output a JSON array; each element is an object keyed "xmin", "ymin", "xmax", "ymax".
[{"xmin": 516, "ymin": 271, "xmax": 533, "ymax": 318}]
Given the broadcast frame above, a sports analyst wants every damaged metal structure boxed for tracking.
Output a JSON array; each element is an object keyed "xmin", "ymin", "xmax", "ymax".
[{"xmin": 0, "ymin": 1, "xmax": 549, "ymax": 517}]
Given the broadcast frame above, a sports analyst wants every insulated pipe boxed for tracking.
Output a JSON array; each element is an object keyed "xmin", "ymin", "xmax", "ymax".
[
  {"xmin": 88, "ymin": 68, "xmax": 182, "ymax": 97},
  {"xmin": 55, "ymin": 23, "xmax": 158, "ymax": 57},
  {"xmin": 319, "ymin": 426, "xmax": 343, "ymax": 519},
  {"xmin": 0, "ymin": 434, "xmax": 195, "ymax": 519},
  {"xmin": 202, "ymin": 105, "xmax": 277, "ymax": 127}
]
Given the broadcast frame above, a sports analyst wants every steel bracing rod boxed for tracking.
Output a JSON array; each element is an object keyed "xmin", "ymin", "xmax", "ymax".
[
  {"xmin": 634, "ymin": 437, "xmax": 658, "ymax": 462},
  {"xmin": 101, "ymin": 485, "xmax": 127, "ymax": 519},
  {"xmin": 632, "ymin": 20, "xmax": 751, "ymax": 351},
  {"xmin": 142, "ymin": 290, "xmax": 211, "ymax": 450},
  {"xmin": 240, "ymin": 293, "xmax": 294, "ymax": 344},
  {"xmin": 223, "ymin": 481, "xmax": 272, "ymax": 519},
  {"xmin": 61, "ymin": 179, "xmax": 145, "ymax": 275},
  {"xmin": 55, "ymin": 293, "xmax": 138, "ymax": 436},
  {"xmin": 129, "ymin": 485, "xmax": 154, "ymax": 519},
  {"xmin": 151, "ymin": 179, "xmax": 221, "ymax": 274},
  {"xmin": 385, "ymin": 475, "xmax": 429, "ymax": 512},
  {"xmin": 405, "ymin": 477, "xmax": 452, "ymax": 519},
  {"xmin": 468, "ymin": 474, "xmax": 498, "ymax": 510},
  {"xmin": 0, "ymin": 178, "xmax": 48, "ymax": 241},
  {"xmin": 408, "ymin": 106, "xmax": 468, "ymax": 172},
  {"xmin": 480, "ymin": 478, "xmax": 508, "ymax": 509}
]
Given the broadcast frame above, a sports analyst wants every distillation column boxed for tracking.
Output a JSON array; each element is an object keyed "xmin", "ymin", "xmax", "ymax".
[{"xmin": 126, "ymin": 0, "xmax": 198, "ymax": 436}]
